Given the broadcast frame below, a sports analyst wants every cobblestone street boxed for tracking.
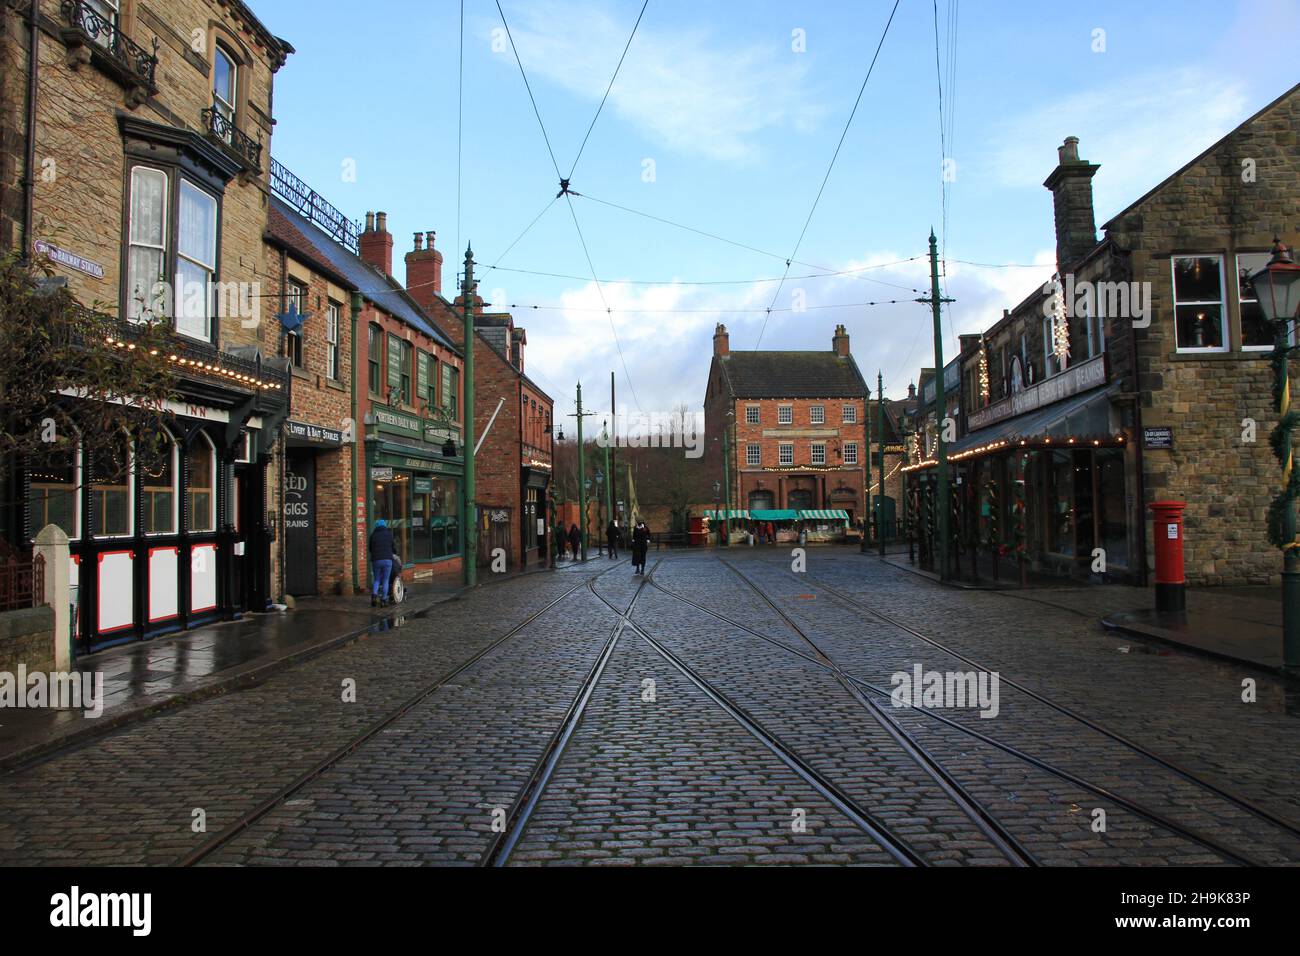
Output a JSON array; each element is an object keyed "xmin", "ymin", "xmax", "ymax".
[{"xmin": 3, "ymin": 548, "xmax": 1298, "ymax": 868}]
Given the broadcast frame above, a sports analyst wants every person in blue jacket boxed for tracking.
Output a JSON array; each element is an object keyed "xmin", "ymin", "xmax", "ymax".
[{"xmin": 369, "ymin": 519, "xmax": 395, "ymax": 607}]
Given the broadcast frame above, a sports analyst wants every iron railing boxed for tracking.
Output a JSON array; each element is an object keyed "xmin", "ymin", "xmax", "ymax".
[
  {"xmin": 0, "ymin": 551, "xmax": 45, "ymax": 614},
  {"xmin": 202, "ymin": 107, "xmax": 263, "ymax": 172},
  {"xmin": 61, "ymin": 0, "xmax": 158, "ymax": 90},
  {"xmin": 270, "ymin": 158, "xmax": 361, "ymax": 254}
]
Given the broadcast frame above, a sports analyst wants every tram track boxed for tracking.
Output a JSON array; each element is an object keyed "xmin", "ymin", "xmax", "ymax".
[
  {"xmin": 799, "ymin": 566, "xmax": 1300, "ymax": 849},
  {"xmin": 178, "ymin": 560, "xmax": 631, "ymax": 868},
  {"xmin": 583, "ymin": 579, "xmax": 927, "ymax": 867},
  {"xmin": 645, "ymin": 561, "xmax": 1265, "ymax": 866}
]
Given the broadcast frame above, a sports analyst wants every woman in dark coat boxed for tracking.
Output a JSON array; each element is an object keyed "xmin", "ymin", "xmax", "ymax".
[
  {"xmin": 631, "ymin": 521, "xmax": 650, "ymax": 574},
  {"xmin": 568, "ymin": 523, "xmax": 582, "ymax": 560}
]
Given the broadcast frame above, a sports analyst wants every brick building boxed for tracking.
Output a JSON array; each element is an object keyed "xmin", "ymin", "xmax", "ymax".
[
  {"xmin": 408, "ymin": 242, "xmax": 554, "ymax": 571},
  {"xmin": 704, "ymin": 323, "xmax": 902, "ymax": 537},
  {"xmin": 1, "ymin": 0, "xmax": 294, "ymax": 650},
  {"xmin": 906, "ymin": 82, "xmax": 1300, "ymax": 586}
]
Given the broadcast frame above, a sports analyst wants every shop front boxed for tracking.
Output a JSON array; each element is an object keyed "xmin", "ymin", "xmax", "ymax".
[
  {"xmin": 521, "ymin": 465, "xmax": 551, "ymax": 567},
  {"xmin": 365, "ymin": 403, "xmax": 463, "ymax": 582},
  {"xmin": 282, "ymin": 419, "xmax": 345, "ymax": 597}
]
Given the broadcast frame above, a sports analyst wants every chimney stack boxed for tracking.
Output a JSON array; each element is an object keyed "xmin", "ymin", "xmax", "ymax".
[
  {"xmin": 713, "ymin": 323, "xmax": 730, "ymax": 357},
  {"xmin": 1044, "ymin": 136, "xmax": 1100, "ymax": 273},
  {"xmin": 832, "ymin": 324, "xmax": 850, "ymax": 357},
  {"xmin": 360, "ymin": 210, "xmax": 394, "ymax": 277},
  {"xmin": 404, "ymin": 228, "xmax": 444, "ymax": 314}
]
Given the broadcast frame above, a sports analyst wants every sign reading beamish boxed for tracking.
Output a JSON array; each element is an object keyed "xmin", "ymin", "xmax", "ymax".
[
  {"xmin": 968, "ymin": 354, "xmax": 1107, "ymax": 432},
  {"xmin": 285, "ymin": 420, "xmax": 343, "ymax": 446}
]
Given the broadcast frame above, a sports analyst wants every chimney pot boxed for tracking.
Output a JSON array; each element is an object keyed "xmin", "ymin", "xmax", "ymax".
[
  {"xmin": 376, "ymin": 212, "xmax": 388, "ymax": 233},
  {"xmin": 365, "ymin": 211, "xmax": 375, "ymax": 233},
  {"xmin": 713, "ymin": 323, "xmax": 730, "ymax": 357},
  {"xmin": 427, "ymin": 231, "xmax": 436, "ymax": 249},
  {"xmin": 832, "ymin": 324, "xmax": 850, "ymax": 357},
  {"xmin": 414, "ymin": 232, "xmax": 423, "ymax": 251}
]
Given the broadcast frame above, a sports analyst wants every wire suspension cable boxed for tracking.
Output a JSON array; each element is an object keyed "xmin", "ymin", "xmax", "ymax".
[
  {"xmin": 568, "ymin": 0, "xmax": 650, "ymax": 180},
  {"xmin": 495, "ymin": 0, "xmax": 564, "ymax": 180},
  {"xmin": 756, "ymin": 0, "xmax": 903, "ymax": 348}
]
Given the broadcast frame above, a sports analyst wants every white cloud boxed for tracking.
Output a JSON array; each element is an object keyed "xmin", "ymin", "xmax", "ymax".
[
  {"xmin": 495, "ymin": 0, "xmax": 820, "ymax": 162},
  {"xmin": 982, "ymin": 68, "xmax": 1250, "ymax": 223}
]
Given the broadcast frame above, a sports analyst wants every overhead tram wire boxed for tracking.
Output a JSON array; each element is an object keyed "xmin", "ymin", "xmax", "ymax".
[
  {"xmin": 567, "ymin": 0, "xmax": 650, "ymax": 181},
  {"xmin": 494, "ymin": 0, "xmax": 564, "ymax": 182},
  {"xmin": 577, "ymin": 193, "xmax": 923, "ymax": 294},
  {"xmin": 755, "ymin": 0, "xmax": 903, "ymax": 349},
  {"xmin": 487, "ymin": 297, "xmax": 913, "ymax": 315},
  {"xmin": 564, "ymin": 193, "xmax": 644, "ymax": 413},
  {"xmin": 488, "ymin": 256, "xmax": 924, "ymax": 288}
]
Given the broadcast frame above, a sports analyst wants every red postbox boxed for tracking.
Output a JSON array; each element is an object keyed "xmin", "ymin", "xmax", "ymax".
[{"xmin": 1150, "ymin": 501, "xmax": 1186, "ymax": 613}]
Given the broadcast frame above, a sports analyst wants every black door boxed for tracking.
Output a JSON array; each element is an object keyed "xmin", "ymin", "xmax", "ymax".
[{"xmin": 284, "ymin": 452, "xmax": 317, "ymax": 596}]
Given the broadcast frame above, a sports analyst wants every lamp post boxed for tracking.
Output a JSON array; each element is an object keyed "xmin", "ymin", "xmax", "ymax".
[
  {"xmin": 712, "ymin": 480, "xmax": 721, "ymax": 543},
  {"xmin": 595, "ymin": 469, "xmax": 606, "ymax": 556},
  {"xmin": 569, "ymin": 383, "xmax": 596, "ymax": 562},
  {"xmin": 1250, "ymin": 238, "xmax": 1300, "ymax": 673}
]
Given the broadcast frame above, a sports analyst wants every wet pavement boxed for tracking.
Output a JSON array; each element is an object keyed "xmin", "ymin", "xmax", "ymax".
[{"xmin": 1, "ymin": 548, "xmax": 1297, "ymax": 867}]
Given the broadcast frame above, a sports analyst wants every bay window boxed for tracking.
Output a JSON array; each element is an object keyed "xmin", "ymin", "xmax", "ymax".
[
  {"xmin": 127, "ymin": 166, "xmax": 167, "ymax": 321},
  {"xmin": 176, "ymin": 180, "xmax": 217, "ymax": 340}
]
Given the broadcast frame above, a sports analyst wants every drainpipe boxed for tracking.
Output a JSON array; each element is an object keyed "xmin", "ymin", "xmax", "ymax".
[
  {"xmin": 21, "ymin": 0, "xmax": 40, "ymax": 256},
  {"xmin": 349, "ymin": 290, "xmax": 361, "ymax": 593}
]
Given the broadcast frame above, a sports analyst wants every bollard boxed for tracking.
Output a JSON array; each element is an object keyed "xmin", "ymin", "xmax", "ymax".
[{"xmin": 1150, "ymin": 501, "xmax": 1186, "ymax": 614}]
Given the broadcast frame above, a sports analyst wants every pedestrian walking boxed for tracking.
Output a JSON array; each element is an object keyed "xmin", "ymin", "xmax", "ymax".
[
  {"xmin": 368, "ymin": 519, "xmax": 395, "ymax": 607},
  {"xmin": 606, "ymin": 519, "xmax": 620, "ymax": 559},
  {"xmin": 554, "ymin": 521, "xmax": 567, "ymax": 560},
  {"xmin": 632, "ymin": 520, "xmax": 650, "ymax": 574},
  {"xmin": 568, "ymin": 523, "xmax": 581, "ymax": 560}
]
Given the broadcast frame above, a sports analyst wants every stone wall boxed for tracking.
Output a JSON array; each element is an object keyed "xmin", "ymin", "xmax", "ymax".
[{"xmin": 0, "ymin": 605, "xmax": 55, "ymax": 674}]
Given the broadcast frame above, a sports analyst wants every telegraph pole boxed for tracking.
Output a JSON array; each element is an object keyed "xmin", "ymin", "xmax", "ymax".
[
  {"xmin": 610, "ymin": 372, "xmax": 618, "ymax": 524},
  {"xmin": 878, "ymin": 369, "xmax": 886, "ymax": 557},
  {"xmin": 570, "ymin": 384, "xmax": 595, "ymax": 561},
  {"xmin": 918, "ymin": 230, "xmax": 955, "ymax": 581},
  {"xmin": 462, "ymin": 244, "xmax": 478, "ymax": 587}
]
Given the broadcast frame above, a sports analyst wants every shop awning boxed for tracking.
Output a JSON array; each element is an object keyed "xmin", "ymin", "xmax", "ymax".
[
  {"xmin": 943, "ymin": 383, "xmax": 1123, "ymax": 458},
  {"xmin": 750, "ymin": 509, "xmax": 799, "ymax": 522},
  {"xmin": 798, "ymin": 509, "xmax": 850, "ymax": 522},
  {"xmin": 704, "ymin": 509, "xmax": 749, "ymax": 520}
]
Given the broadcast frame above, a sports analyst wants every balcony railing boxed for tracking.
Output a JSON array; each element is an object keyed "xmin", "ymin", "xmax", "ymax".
[
  {"xmin": 202, "ymin": 107, "xmax": 263, "ymax": 172},
  {"xmin": 270, "ymin": 159, "xmax": 361, "ymax": 254},
  {"xmin": 60, "ymin": 0, "xmax": 159, "ymax": 96}
]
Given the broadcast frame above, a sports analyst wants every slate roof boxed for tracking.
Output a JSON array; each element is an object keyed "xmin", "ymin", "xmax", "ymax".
[
  {"xmin": 717, "ymin": 351, "xmax": 867, "ymax": 399},
  {"xmin": 267, "ymin": 197, "xmax": 459, "ymax": 354}
]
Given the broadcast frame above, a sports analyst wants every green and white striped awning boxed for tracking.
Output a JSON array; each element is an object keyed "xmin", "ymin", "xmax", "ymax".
[
  {"xmin": 798, "ymin": 509, "xmax": 851, "ymax": 522},
  {"xmin": 704, "ymin": 510, "xmax": 749, "ymax": 520}
]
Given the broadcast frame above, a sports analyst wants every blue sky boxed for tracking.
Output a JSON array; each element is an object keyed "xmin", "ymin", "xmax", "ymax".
[{"xmin": 255, "ymin": 0, "xmax": 1299, "ymax": 419}]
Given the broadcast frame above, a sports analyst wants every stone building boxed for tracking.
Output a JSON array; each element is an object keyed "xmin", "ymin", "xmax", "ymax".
[
  {"xmin": 703, "ymin": 323, "xmax": 903, "ymax": 538},
  {"xmin": 906, "ymin": 82, "xmax": 1300, "ymax": 587},
  {"xmin": 0, "ymin": 0, "xmax": 294, "ymax": 650}
]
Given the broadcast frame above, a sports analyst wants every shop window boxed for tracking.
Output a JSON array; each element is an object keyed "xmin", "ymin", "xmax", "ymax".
[
  {"xmin": 326, "ymin": 302, "xmax": 341, "ymax": 379},
  {"xmin": 187, "ymin": 435, "xmax": 216, "ymax": 533},
  {"xmin": 30, "ymin": 446, "xmax": 80, "ymax": 541},
  {"xmin": 141, "ymin": 435, "xmax": 178, "ymax": 535},
  {"xmin": 779, "ymin": 443, "xmax": 794, "ymax": 466},
  {"xmin": 374, "ymin": 472, "xmax": 412, "ymax": 563},
  {"xmin": 1048, "ymin": 450, "xmax": 1074, "ymax": 556},
  {"xmin": 368, "ymin": 324, "xmax": 382, "ymax": 394},
  {"xmin": 1096, "ymin": 448, "xmax": 1127, "ymax": 568},
  {"xmin": 91, "ymin": 432, "xmax": 133, "ymax": 538},
  {"xmin": 1172, "ymin": 255, "xmax": 1227, "ymax": 353},
  {"xmin": 1238, "ymin": 252, "xmax": 1276, "ymax": 351},
  {"xmin": 746, "ymin": 443, "xmax": 761, "ymax": 466}
]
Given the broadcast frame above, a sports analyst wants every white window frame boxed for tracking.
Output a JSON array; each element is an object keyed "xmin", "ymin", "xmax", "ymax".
[
  {"xmin": 843, "ymin": 442, "xmax": 859, "ymax": 466},
  {"xmin": 811, "ymin": 442, "xmax": 826, "ymax": 465},
  {"xmin": 176, "ymin": 178, "xmax": 218, "ymax": 342},
  {"xmin": 745, "ymin": 405, "xmax": 760, "ymax": 425},
  {"xmin": 1042, "ymin": 314, "xmax": 1061, "ymax": 377},
  {"xmin": 285, "ymin": 280, "xmax": 307, "ymax": 367},
  {"xmin": 127, "ymin": 165, "xmax": 168, "ymax": 323},
  {"xmin": 778, "ymin": 443, "xmax": 794, "ymax": 466},
  {"xmin": 810, "ymin": 405, "xmax": 825, "ymax": 425},
  {"xmin": 327, "ymin": 301, "xmax": 341, "ymax": 379},
  {"xmin": 213, "ymin": 45, "xmax": 238, "ymax": 129},
  {"xmin": 746, "ymin": 443, "xmax": 761, "ymax": 467},
  {"xmin": 842, "ymin": 404, "xmax": 857, "ymax": 424},
  {"xmin": 777, "ymin": 405, "xmax": 793, "ymax": 425},
  {"xmin": 1237, "ymin": 252, "xmax": 1279, "ymax": 353},
  {"xmin": 1171, "ymin": 255, "xmax": 1229, "ymax": 355}
]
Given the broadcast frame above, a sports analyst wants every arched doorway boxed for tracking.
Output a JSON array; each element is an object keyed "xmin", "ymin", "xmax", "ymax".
[
  {"xmin": 748, "ymin": 490, "xmax": 775, "ymax": 511},
  {"xmin": 788, "ymin": 488, "xmax": 813, "ymax": 511}
]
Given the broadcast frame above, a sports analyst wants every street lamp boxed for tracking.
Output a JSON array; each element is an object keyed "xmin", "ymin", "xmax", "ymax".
[
  {"xmin": 595, "ymin": 470, "xmax": 606, "ymax": 556},
  {"xmin": 1251, "ymin": 238, "xmax": 1300, "ymax": 674}
]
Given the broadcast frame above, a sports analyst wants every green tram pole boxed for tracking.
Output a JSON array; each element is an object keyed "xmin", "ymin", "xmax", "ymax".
[
  {"xmin": 462, "ymin": 245, "xmax": 477, "ymax": 587},
  {"xmin": 349, "ymin": 290, "xmax": 362, "ymax": 594},
  {"xmin": 878, "ymin": 369, "xmax": 886, "ymax": 557},
  {"xmin": 919, "ymin": 230, "xmax": 955, "ymax": 582},
  {"xmin": 576, "ymin": 383, "xmax": 588, "ymax": 561}
]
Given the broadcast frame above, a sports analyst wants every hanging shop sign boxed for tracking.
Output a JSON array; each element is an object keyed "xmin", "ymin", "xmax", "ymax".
[
  {"xmin": 370, "ymin": 466, "xmax": 394, "ymax": 481},
  {"xmin": 1143, "ymin": 426, "xmax": 1174, "ymax": 451},
  {"xmin": 285, "ymin": 419, "xmax": 343, "ymax": 446}
]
